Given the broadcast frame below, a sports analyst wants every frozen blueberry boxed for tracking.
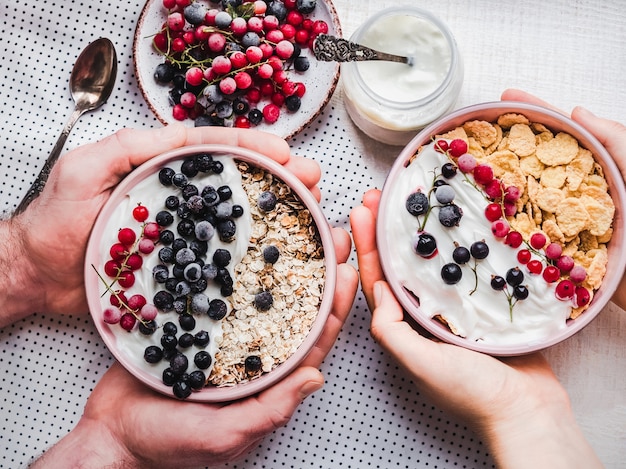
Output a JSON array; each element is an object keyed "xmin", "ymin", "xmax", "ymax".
[
  {"xmin": 177, "ymin": 219, "xmax": 195, "ymax": 237},
  {"xmin": 159, "ymin": 229, "xmax": 175, "ymax": 246},
  {"xmin": 181, "ymin": 184, "xmax": 199, "ymax": 200},
  {"xmin": 294, "ymin": 56, "xmax": 310, "ymax": 72},
  {"xmin": 172, "ymin": 173, "xmax": 188, "ymax": 188},
  {"xmin": 217, "ymin": 219, "xmax": 236, "ymax": 241},
  {"xmin": 139, "ymin": 320, "xmax": 157, "ymax": 336},
  {"xmin": 215, "ymin": 201, "xmax": 233, "ymax": 219},
  {"xmin": 194, "ymin": 220, "xmax": 215, "ymax": 242},
  {"xmin": 179, "ymin": 313, "xmax": 196, "ymax": 331},
  {"xmin": 175, "ymin": 280, "xmax": 191, "ymax": 296},
  {"xmin": 178, "ymin": 333, "xmax": 195, "ymax": 349},
  {"xmin": 213, "ymin": 248, "xmax": 231, "ymax": 267},
  {"xmin": 184, "ymin": 263, "xmax": 202, "ymax": 282},
  {"xmin": 184, "ymin": 2, "xmax": 206, "ymax": 25},
  {"xmin": 258, "ymin": 191, "xmax": 278, "ymax": 212},
  {"xmin": 176, "ymin": 247, "xmax": 196, "ymax": 266},
  {"xmin": 153, "ymin": 291, "xmax": 174, "ymax": 311},
  {"xmin": 154, "ymin": 63, "xmax": 175, "ymax": 83},
  {"xmin": 160, "ymin": 334, "xmax": 178, "ymax": 351},
  {"xmin": 201, "ymin": 263, "xmax": 218, "ymax": 280},
  {"xmin": 297, "ymin": 0, "xmax": 316, "ymax": 14},
  {"xmin": 153, "ymin": 264, "xmax": 169, "ymax": 283},
  {"xmin": 263, "ymin": 245, "xmax": 280, "ymax": 264},
  {"xmin": 158, "ymin": 167, "xmax": 175, "ymax": 186},
  {"xmin": 156, "ymin": 210, "xmax": 174, "ymax": 227},
  {"xmin": 285, "ymin": 95, "xmax": 301, "ymax": 112},
  {"xmin": 194, "ymin": 330, "xmax": 210, "ymax": 347},
  {"xmin": 191, "ymin": 293, "xmax": 209, "ymax": 315},
  {"xmin": 254, "ymin": 291, "xmax": 273, "ymax": 311},
  {"xmin": 170, "ymin": 353, "xmax": 189, "ymax": 375}
]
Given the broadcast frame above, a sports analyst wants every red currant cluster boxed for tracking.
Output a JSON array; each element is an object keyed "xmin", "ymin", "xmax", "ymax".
[
  {"xmin": 437, "ymin": 138, "xmax": 591, "ymax": 308},
  {"xmin": 152, "ymin": 0, "xmax": 328, "ymax": 127},
  {"xmin": 100, "ymin": 205, "xmax": 160, "ymax": 331}
]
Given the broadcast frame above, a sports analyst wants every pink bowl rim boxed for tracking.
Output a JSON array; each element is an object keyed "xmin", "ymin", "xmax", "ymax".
[
  {"xmin": 85, "ymin": 144, "xmax": 337, "ymax": 401},
  {"xmin": 377, "ymin": 101, "xmax": 626, "ymax": 356}
]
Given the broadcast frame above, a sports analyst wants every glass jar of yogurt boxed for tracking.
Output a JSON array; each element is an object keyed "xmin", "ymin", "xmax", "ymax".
[{"xmin": 341, "ymin": 7, "xmax": 463, "ymax": 146}]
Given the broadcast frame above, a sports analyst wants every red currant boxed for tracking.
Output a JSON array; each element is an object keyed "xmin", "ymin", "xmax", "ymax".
[
  {"xmin": 545, "ymin": 242, "xmax": 563, "ymax": 260},
  {"xmin": 574, "ymin": 286, "xmax": 591, "ymax": 307},
  {"xmin": 527, "ymin": 259, "xmax": 543, "ymax": 274},
  {"xmin": 529, "ymin": 232, "xmax": 547, "ymax": 250},
  {"xmin": 140, "ymin": 304, "xmax": 159, "ymax": 321},
  {"xmin": 143, "ymin": 222, "xmax": 160, "ymax": 240},
  {"xmin": 555, "ymin": 279, "xmax": 576, "ymax": 299},
  {"xmin": 491, "ymin": 219, "xmax": 510, "ymax": 238},
  {"xmin": 542, "ymin": 265, "xmax": 560, "ymax": 283},
  {"xmin": 132, "ymin": 204, "xmax": 149, "ymax": 222},
  {"xmin": 125, "ymin": 253, "xmax": 143, "ymax": 271},
  {"xmin": 118, "ymin": 271, "xmax": 136, "ymax": 289},
  {"xmin": 119, "ymin": 312, "xmax": 137, "ymax": 331},
  {"xmin": 110, "ymin": 243, "xmax": 128, "ymax": 261},
  {"xmin": 473, "ymin": 164, "xmax": 494, "ymax": 185},
  {"xmin": 104, "ymin": 260, "xmax": 121, "ymax": 277},
  {"xmin": 434, "ymin": 140, "xmax": 448, "ymax": 153},
  {"xmin": 448, "ymin": 139, "xmax": 468, "ymax": 158},
  {"xmin": 504, "ymin": 231, "xmax": 523, "ymax": 248},
  {"xmin": 118, "ymin": 227, "xmax": 136, "ymax": 246},
  {"xmin": 556, "ymin": 255, "xmax": 574, "ymax": 273},
  {"xmin": 263, "ymin": 103, "xmax": 281, "ymax": 123},
  {"xmin": 484, "ymin": 203, "xmax": 502, "ymax": 222},
  {"xmin": 569, "ymin": 265, "xmax": 587, "ymax": 283},
  {"xmin": 138, "ymin": 238, "xmax": 155, "ymax": 254},
  {"xmin": 517, "ymin": 249, "xmax": 531, "ymax": 264},
  {"xmin": 103, "ymin": 307, "xmax": 122, "ymax": 325}
]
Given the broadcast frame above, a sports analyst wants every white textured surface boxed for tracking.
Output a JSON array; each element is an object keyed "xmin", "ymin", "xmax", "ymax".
[{"xmin": 1, "ymin": 1, "xmax": 625, "ymax": 467}]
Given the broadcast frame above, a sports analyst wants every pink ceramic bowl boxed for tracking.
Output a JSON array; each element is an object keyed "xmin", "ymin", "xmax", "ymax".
[
  {"xmin": 377, "ymin": 102, "xmax": 626, "ymax": 356},
  {"xmin": 85, "ymin": 144, "xmax": 336, "ymax": 401}
]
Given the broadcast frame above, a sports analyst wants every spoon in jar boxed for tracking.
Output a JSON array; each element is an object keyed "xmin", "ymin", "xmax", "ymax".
[
  {"xmin": 313, "ymin": 34, "xmax": 414, "ymax": 66},
  {"xmin": 14, "ymin": 37, "xmax": 118, "ymax": 215}
]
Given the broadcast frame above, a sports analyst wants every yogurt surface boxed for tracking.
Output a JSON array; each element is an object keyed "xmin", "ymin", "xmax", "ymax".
[
  {"xmin": 384, "ymin": 142, "xmax": 572, "ymax": 345},
  {"xmin": 98, "ymin": 155, "xmax": 252, "ymax": 379}
]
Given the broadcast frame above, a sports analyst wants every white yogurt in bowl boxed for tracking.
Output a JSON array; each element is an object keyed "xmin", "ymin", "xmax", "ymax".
[{"xmin": 342, "ymin": 7, "xmax": 463, "ymax": 146}]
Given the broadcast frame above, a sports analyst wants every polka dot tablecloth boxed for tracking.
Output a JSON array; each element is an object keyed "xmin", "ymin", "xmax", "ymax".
[{"xmin": 2, "ymin": 1, "xmax": 626, "ymax": 468}]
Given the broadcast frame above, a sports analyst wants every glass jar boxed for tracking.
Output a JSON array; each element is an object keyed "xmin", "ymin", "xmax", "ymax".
[{"xmin": 341, "ymin": 7, "xmax": 463, "ymax": 146}]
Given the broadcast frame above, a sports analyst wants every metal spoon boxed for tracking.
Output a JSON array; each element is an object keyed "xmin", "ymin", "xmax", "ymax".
[
  {"xmin": 14, "ymin": 37, "xmax": 118, "ymax": 215},
  {"xmin": 313, "ymin": 34, "xmax": 414, "ymax": 66}
]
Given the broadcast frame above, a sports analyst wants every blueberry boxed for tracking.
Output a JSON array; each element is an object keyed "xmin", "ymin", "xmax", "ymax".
[
  {"xmin": 405, "ymin": 191, "xmax": 429, "ymax": 216},
  {"xmin": 173, "ymin": 296, "xmax": 187, "ymax": 314},
  {"xmin": 177, "ymin": 219, "xmax": 196, "ymax": 237},
  {"xmin": 263, "ymin": 245, "xmax": 280, "ymax": 264},
  {"xmin": 194, "ymin": 153, "xmax": 213, "ymax": 172},
  {"xmin": 169, "ymin": 87, "xmax": 184, "ymax": 105},
  {"xmin": 172, "ymin": 173, "xmax": 188, "ymax": 188},
  {"xmin": 214, "ymin": 11, "xmax": 233, "ymax": 28},
  {"xmin": 194, "ymin": 351, "xmax": 212, "ymax": 369},
  {"xmin": 154, "ymin": 63, "xmax": 175, "ymax": 83},
  {"xmin": 139, "ymin": 320, "xmax": 158, "ymax": 336},
  {"xmin": 172, "ymin": 238, "xmax": 188, "ymax": 252},
  {"xmin": 194, "ymin": 330, "xmax": 210, "ymax": 347},
  {"xmin": 441, "ymin": 263, "xmax": 462, "ymax": 285},
  {"xmin": 241, "ymin": 31, "xmax": 261, "ymax": 48},
  {"xmin": 175, "ymin": 280, "xmax": 192, "ymax": 296},
  {"xmin": 434, "ymin": 185, "xmax": 456, "ymax": 204},
  {"xmin": 215, "ymin": 201, "xmax": 233, "ymax": 218},
  {"xmin": 162, "ymin": 368, "xmax": 177, "ymax": 386},
  {"xmin": 470, "ymin": 241, "xmax": 490, "ymax": 260},
  {"xmin": 201, "ymin": 263, "xmax": 218, "ymax": 281},
  {"xmin": 296, "ymin": 0, "xmax": 316, "ymax": 14},
  {"xmin": 221, "ymin": 284, "xmax": 234, "ymax": 297},
  {"xmin": 170, "ymin": 352, "xmax": 189, "ymax": 375},
  {"xmin": 165, "ymin": 277, "xmax": 179, "ymax": 293},
  {"xmin": 161, "ymin": 334, "xmax": 178, "ymax": 351},
  {"xmin": 217, "ymin": 185, "xmax": 232, "ymax": 201},
  {"xmin": 178, "ymin": 332, "xmax": 195, "ymax": 348},
  {"xmin": 194, "ymin": 115, "xmax": 214, "ymax": 127},
  {"xmin": 285, "ymin": 95, "xmax": 301, "ymax": 112},
  {"xmin": 194, "ymin": 220, "xmax": 215, "ymax": 242},
  {"xmin": 203, "ymin": 84, "xmax": 224, "ymax": 104},
  {"xmin": 173, "ymin": 380, "xmax": 192, "ymax": 399},
  {"xmin": 176, "ymin": 247, "xmax": 196, "ymax": 266},
  {"xmin": 506, "ymin": 267, "xmax": 524, "ymax": 286},
  {"xmin": 490, "ymin": 275, "xmax": 506, "ymax": 290},
  {"xmin": 144, "ymin": 345, "xmax": 163, "ymax": 363},
  {"xmin": 191, "ymin": 293, "xmax": 210, "ymax": 315},
  {"xmin": 165, "ymin": 195, "xmax": 180, "ymax": 210},
  {"xmin": 163, "ymin": 321, "xmax": 178, "ymax": 335},
  {"xmin": 433, "ymin": 179, "xmax": 448, "ymax": 187},
  {"xmin": 186, "ymin": 194, "xmax": 205, "ymax": 214},
  {"xmin": 159, "ymin": 229, "xmax": 175, "ymax": 246},
  {"xmin": 267, "ymin": 1, "xmax": 287, "ymax": 20},
  {"xmin": 217, "ymin": 219, "xmax": 236, "ymax": 241},
  {"xmin": 177, "ymin": 203, "xmax": 192, "ymax": 219},
  {"xmin": 190, "ymin": 278, "xmax": 208, "ymax": 294},
  {"xmin": 156, "ymin": 210, "xmax": 174, "ymax": 227},
  {"xmin": 188, "ymin": 370, "xmax": 206, "ymax": 390},
  {"xmin": 438, "ymin": 203, "xmax": 463, "ymax": 227},
  {"xmin": 183, "ymin": 2, "xmax": 206, "ymax": 25},
  {"xmin": 158, "ymin": 247, "xmax": 175, "ymax": 264},
  {"xmin": 216, "ymin": 100, "xmax": 233, "ymax": 119},
  {"xmin": 258, "ymin": 191, "xmax": 278, "ymax": 212},
  {"xmin": 189, "ymin": 239, "xmax": 208, "ymax": 257},
  {"xmin": 413, "ymin": 233, "xmax": 437, "ymax": 258},
  {"xmin": 202, "ymin": 188, "xmax": 220, "ymax": 208},
  {"xmin": 294, "ymin": 56, "xmax": 310, "ymax": 72},
  {"xmin": 179, "ymin": 313, "xmax": 196, "ymax": 332},
  {"xmin": 213, "ymin": 248, "xmax": 232, "ymax": 267},
  {"xmin": 158, "ymin": 167, "xmax": 175, "ymax": 186},
  {"xmin": 233, "ymin": 98, "xmax": 249, "ymax": 115},
  {"xmin": 254, "ymin": 291, "xmax": 274, "ymax": 311},
  {"xmin": 208, "ymin": 299, "xmax": 228, "ymax": 320},
  {"xmin": 154, "ymin": 291, "xmax": 174, "ymax": 311},
  {"xmin": 452, "ymin": 245, "xmax": 470, "ymax": 264},
  {"xmin": 153, "ymin": 264, "xmax": 169, "ymax": 283},
  {"xmin": 245, "ymin": 355, "xmax": 263, "ymax": 373},
  {"xmin": 181, "ymin": 183, "xmax": 199, "ymax": 200},
  {"xmin": 184, "ymin": 263, "xmax": 202, "ymax": 282}
]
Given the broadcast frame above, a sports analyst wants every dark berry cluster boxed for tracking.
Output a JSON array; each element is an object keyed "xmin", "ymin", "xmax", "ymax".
[{"xmin": 152, "ymin": 0, "xmax": 328, "ymax": 128}]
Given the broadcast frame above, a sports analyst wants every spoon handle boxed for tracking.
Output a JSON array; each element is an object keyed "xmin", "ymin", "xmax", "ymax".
[
  {"xmin": 313, "ymin": 34, "xmax": 413, "ymax": 66},
  {"xmin": 13, "ymin": 107, "xmax": 84, "ymax": 215}
]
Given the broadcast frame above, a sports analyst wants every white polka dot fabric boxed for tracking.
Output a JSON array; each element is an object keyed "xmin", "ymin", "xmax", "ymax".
[{"xmin": 2, "ymin": 1, "xmax": 626, "ymax": 468}]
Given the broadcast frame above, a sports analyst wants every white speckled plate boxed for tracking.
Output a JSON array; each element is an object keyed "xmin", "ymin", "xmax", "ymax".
[{"xmin": 133, "ymin": 0, "xmax": 341, "ymax": 140}]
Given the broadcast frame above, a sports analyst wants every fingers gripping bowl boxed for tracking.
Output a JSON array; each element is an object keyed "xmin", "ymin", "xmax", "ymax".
[
  {"xmin": 85, "ymin": 144, "xmax": 336, "ymax": 401},
  {"xmin": 377, "ymin": 102, "xmax": 626, "ymax": 356}
]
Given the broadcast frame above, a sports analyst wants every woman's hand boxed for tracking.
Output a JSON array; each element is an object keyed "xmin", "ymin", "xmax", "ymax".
[
  {"xmin": 1, "ymin": 125, "xmax": 321, "ymax": 326},
  {"xmin": 350, "ymin": 188, "xmax": 602, "ymax": 469}
]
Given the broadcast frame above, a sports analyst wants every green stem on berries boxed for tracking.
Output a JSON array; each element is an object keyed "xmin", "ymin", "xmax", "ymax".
[{"xmin": 91, "ymin": 264, "xmax": 149, "ymax": 326}]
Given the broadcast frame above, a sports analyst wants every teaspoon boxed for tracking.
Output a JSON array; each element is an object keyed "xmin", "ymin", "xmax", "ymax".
[
  {"xmin": 313, "ymin": 34, "xmax": 414, "ymax": 66},
  {"xmin": 14, "ymin": 37, "xmax": 118, "ymax": 215}
]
